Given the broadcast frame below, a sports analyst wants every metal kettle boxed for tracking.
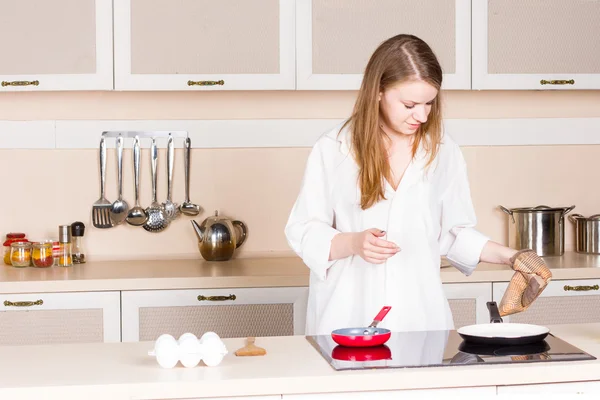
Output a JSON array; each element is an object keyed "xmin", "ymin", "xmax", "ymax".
[{"xmin": 191, "ymin": 210, "xmax": 248, "ymax": 261}]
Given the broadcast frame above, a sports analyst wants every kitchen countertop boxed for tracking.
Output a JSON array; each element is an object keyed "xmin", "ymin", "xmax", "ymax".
[
  {"xmin": 1, "ymin": 252, "xmax": 600, "ymax": 294},
  {"xmin": 2, "ymin": 323, "xmax": 600, "ymax": 399}
]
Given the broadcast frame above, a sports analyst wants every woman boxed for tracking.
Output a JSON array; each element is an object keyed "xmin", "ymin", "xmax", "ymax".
[{"xmin": 285, "ymin": 34, "xmax": 551, "ymax": 336}]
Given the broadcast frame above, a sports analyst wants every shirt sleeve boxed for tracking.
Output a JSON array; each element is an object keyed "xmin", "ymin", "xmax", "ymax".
[
  {"xmin": 284, "ymin": 140, "xmax": 341, "ymax": 281},
  {"xmin": 438, "ymin": 148, "xmax": 490, "ymax": 276}
]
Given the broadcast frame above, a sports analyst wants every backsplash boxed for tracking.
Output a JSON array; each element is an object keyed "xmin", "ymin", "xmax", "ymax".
[{"xmin": 0, "ymin": 90, "xmax": 599, "ymax": 261}]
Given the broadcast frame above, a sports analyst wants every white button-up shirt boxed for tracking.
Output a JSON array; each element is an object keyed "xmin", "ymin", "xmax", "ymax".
[{"xmin": 285, "ymin": 122, "xmax": 490, "ymax": 335}]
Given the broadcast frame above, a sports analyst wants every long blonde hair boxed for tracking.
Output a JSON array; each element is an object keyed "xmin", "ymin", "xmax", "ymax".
[{"xmin": 342, "ymin": 34, "xmax": 443, "ymax": 210}]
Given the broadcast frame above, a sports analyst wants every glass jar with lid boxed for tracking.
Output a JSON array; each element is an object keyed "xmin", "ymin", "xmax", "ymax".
[
  {"xmin": 32, "ymin": 241, "xmax": 54, "ymax": 268},
  {"xmin": 10, "ymin": 241, "xmax": 32, "ymax": 267},
  {"xmin": 3, "ymin": 233, "xmax": 27, "ymax": 265}
]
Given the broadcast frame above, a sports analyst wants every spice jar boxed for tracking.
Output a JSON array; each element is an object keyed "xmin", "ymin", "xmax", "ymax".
[
  {"xmin": 71, "ymin": 222, "xmax": 86, "ymax": 264},
  {"xmin": 10, "ymin": 241, "xmax": 32, "ymax": 267},
  {"xmin": 3, "ymin": 233, "xmax": 27, "ymax": 265},
  {"xmin": 57, "ymin": 225, "xmax": 73, "ymax": 267},
  {"xmin": 32, "ymin": 241, "xmax": 54, "ymax": 268}
]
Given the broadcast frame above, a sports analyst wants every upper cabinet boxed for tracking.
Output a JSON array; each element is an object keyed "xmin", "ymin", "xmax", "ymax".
[
  {"xmin": 296, "ymin": 0, "xmax": 472, "ymax": 90},
  {"xmin": 473, "ymin": 0, "xmax": 600, "ymax": 90},
  {"xmin": 113, "ymin": 0, "xmax": 296, "ymax": 90},
  {"xmin": 0, "ymin": 0, "xmax": 113, "ymax": 91}
]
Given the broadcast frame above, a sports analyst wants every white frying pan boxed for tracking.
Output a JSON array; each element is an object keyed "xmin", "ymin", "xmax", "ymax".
[{"xmin": 457, "ymin": 302, "xmax": 549, "ymax": 346}]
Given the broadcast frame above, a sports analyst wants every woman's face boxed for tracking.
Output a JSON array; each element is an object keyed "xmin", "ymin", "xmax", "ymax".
[{"xmin": 379, "ymin": 79, "xmax": 438, "ymax": 137}]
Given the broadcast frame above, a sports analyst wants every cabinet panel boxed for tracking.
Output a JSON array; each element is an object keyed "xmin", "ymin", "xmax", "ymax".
[
  {"xmin": 443, "ymin": 283, "xmax": 492, "ymax": 328},
  {"xmin": 114, "ymin": 0, "xmax": 295, "ymax": 90},
  {"xmin": 122, "ymin": 287, "xmax": 308, "ymax": 342},
  {"xmin": 0, "ymin": 291, "xmax": 121, "ymax": 345},
  {"xmin": 0, "ymin": 0, "xmax": 113, "ymax": 91},
  {"xmin": 473, "ymin": 0, "xmax": 600, "ymax": 89},
  {"xmin": 493, "ymin": 279, "xmax": 600, "ymax": 325},
  {"xmin": 297, "ymin": 0, "xmax": 471, "ymax": 89}
]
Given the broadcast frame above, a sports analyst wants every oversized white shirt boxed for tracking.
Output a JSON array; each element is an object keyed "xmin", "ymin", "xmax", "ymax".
[{"xmin": 285, "ymin": 122, "xmax": 490, "ymax": 335}]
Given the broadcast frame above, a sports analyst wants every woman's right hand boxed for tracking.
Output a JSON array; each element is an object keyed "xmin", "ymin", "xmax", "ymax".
[{"xmin": 351, "ymin": 228, "xmax": 401, "ymax": 264}]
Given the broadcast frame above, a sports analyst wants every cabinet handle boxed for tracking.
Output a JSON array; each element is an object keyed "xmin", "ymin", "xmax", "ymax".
[
  {"xmin": 197, "ymin": 294, "xmax": 236, "ymax": 302},
  {"xmin": 1, "ymin": 80, "xmax": 40, "ymax": 87},
  {"xmin": 4, "ymin": 299, "xmax": 44, "ymax": 307},
  {"xmin": 540, "ymin": 79, "xmax": 574, "ymax": 85},
  {"xmin": 564, "ymin": 285, "xmax": 599, "ymax": 291},
  {"xmin": 187, "ymin": 80, "xmax": 225, "ymax": 86}
]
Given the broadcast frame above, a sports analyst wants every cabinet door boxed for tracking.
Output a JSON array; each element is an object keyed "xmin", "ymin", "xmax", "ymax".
[
  {"xmin": 114, "ymin": 0, "xmax": 295, "ymax": 90},
  {"xmin": 0, "ymin": 0, "xmax": 113, "ymax": 91},
  {"xmin": 0, "ymin": 291, "xmax": 120, "ymax": 345},
  {"xmin": 121, "ymin": 287, "xmax": 309, "ymax": 342},
  {"xmin": 296, "ymin": 0, "xmax": 471, "ymax": 90},
  {"xmin": 443, "ymin": 283, "xmax": 492, "ymax": 328},
  {"xmin": 473, "ymin": 0, "xmax": 600, "ymax": 89},
  {"xmin": 493, "ymin": 279, "xmax": 600, "ymax": 325}
]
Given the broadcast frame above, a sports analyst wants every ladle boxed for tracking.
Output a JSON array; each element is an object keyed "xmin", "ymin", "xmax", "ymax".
[
  {"xmin": 126, "ymin": 136, "xmax": 148, "ymax": 226},
  {"xmin": 110, "ymin": 136, "xmax": 129, "ymax": 225}
]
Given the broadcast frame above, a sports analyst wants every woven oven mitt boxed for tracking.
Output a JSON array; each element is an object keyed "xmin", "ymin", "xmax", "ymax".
[{"xmin": 498, "ymin": 250, "xmax": 552, "ymax": 317}]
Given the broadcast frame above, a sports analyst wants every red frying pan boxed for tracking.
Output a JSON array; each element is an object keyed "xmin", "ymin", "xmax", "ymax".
[{"xmin": 331, "ymin": 306, "xmax": 392, "ymax": 347}]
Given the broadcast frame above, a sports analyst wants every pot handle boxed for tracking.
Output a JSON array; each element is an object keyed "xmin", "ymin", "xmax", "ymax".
[
  {"xmin": 486, "ymin": 301, "xmax": 503, "ymax": 324},
  {"xmin": 560, "ymin": 205, "xmax": 576, "ymax": 223},
  {"xmin": 233, "ymin": 220, "xmax": 248, "ymax": 248},
  {"xmin": 569, "ymin": 213, "xmax": 584, "ymax": 224},
  {"xmin": 499, "ymin": 205, "xmax": 515, "ymax": 224}
]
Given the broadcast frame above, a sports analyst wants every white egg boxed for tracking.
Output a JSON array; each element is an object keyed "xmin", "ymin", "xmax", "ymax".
[
  {"xmin": 178, "ymin": 332, "xmax": 198, "ymax": 342},
  {"xmin": 152, "ymin": 334, "xmax": 179, "ymax": 368},
  {"xmin": 202, "ymin": 352, "xmax": 225, "ymax": 367},
  {"xmin": 178, "ymin": 334, "xmax": 202, "ymax": 368}
]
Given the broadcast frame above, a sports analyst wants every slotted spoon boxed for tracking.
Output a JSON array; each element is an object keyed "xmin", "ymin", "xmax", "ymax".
[{"xmin": 143, "ymin": 138, "xmax": 169, "ymax": 233}]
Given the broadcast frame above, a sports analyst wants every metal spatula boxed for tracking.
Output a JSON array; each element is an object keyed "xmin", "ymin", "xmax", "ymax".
[{"xmin": 92, "ymin": 136, "xmax": 114, "ymax": 229}]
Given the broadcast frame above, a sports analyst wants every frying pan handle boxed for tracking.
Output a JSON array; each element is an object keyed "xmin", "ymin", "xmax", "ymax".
[
  {"xmin": 487, "ymin": 302, "xmax": 503, "ymax": 324},
  {"xmin": 371, "ymin": 306, "xmax": 392, "ymax": 326}
]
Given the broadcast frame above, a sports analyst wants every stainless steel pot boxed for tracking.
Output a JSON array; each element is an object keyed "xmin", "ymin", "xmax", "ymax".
[
  {"xmin": 499, "ymin": 205, "xmax": 575, "ymax": 256},
  {"xmin": 569, "ymin": 214, "xmax": 600, "ymax": 254}
]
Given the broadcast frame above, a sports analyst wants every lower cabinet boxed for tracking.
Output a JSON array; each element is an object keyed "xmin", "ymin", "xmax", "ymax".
[
  {"xmin": 493, "ymin": 279, "xmax": 600, "ymax": 325},
  {"xmin": 0, "ymin": 291, "xmax": 120, "ymax": 345},
  {"xmin": 121, "ymin": 287, "xmax": 309, "ymax": 342},
  {"xmin": 443, "ymin": 282, "xmax": 492, "ymax": 328}
]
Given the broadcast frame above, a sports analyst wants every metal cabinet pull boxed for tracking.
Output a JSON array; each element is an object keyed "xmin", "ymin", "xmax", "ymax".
[
  {"xmin": 540, "ymin": 79, "xmax": 574, "ymax": 85},
  {"xmin": 197, "ymin": 294, "xmax": 236, "ymax": 301},
  {"xmin": 4, "ymin": 299, "xmax": 44, "ymax": 307},
  {"xmin": 187, "ymin": 80, "xmax": 225, "ymax": 86},
  {"xmin": 564, "ymin": 285, "xmax": 599, "ymax": 291},
  {"xmin": 1, "ymin": 80, "xmax": 39, "ymax": 87}
]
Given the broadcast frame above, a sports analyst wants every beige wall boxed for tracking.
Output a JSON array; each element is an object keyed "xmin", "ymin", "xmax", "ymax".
[{"xmin": 0, "ymin": 90, "xmax": 599, "ymax": 261}]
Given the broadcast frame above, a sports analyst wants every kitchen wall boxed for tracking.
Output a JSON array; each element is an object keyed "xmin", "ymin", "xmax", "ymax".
[{"xmin": 0, "ymin": 90, "xmax": 599, "ymax": 261}]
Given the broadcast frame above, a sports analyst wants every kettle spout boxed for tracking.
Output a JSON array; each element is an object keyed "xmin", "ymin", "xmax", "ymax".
[{"xmin": 191, "ymin": 220, "xmax": 204, "ymax": 242}]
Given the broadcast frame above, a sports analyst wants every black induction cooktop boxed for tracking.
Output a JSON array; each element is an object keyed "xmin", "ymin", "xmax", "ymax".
[{"xmin": 306, "ymin": 330, "xmax": 596, "ymax": 371}]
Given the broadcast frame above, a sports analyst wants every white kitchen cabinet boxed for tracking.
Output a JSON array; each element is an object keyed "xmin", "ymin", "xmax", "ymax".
[
  {"xmin": 473, "ymin": 0, "xmax": 600, "ymax": 90},
  {"xmin": 113, "ymin": 0, "xmax": 295, "ymax": 90},
  {"xmin": 443, "ymin": 282, "xmax": 492, "ymax": 328},
  {"xmin": 121, "ymin": 287, "xmax": 309, "ymax": 342},
  {"xmin": 0, "ymin": 0, "xmax": 113, "ymax": 91},
  {"xmin": 296, "ymin": 0, "xmax": 471, "ymax": 90},
  {"xmin": 493, "ymin": 279, "xmax": 600, "ymax": 325},
  {"xmin": 0, "ymin": 291, "xmax": 120, "ymax": 345},
  {"xmin": 283, "ymin": 386, "xmax": 496, "ymax": 399}
]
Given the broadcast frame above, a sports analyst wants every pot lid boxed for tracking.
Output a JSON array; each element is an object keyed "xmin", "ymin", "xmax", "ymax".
[{"xmin": 507, "ymin": 205, "xmax": 574, "ymax": 213}]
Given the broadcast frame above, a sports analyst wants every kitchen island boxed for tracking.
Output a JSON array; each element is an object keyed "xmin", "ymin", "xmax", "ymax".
[{"xmin": 2, "ymin": 323, "xmax": 600, "ymax": 399}]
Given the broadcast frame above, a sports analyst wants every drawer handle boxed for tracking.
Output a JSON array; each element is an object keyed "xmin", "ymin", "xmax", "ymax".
[
  {"xmin": 1, "ymin": 80, "xmax": 40, "ymax": 87},
  {"xmin": 187, "ymin": 80, "xmax": 225, "ymax": 86},
  {"xmin": 564, "ymin": 285, "xmax": 599, "ymax": 292},
  {"xmin": 540, "ymin": 79, "xmax": 574, "ymax": 85},
  {"xmin": 4, "ymin": 299, "xmax": 44, "ymax": 307},
  {"xmin": 197, "ymin": 294, "xmax": 236, "ymax": 302}
]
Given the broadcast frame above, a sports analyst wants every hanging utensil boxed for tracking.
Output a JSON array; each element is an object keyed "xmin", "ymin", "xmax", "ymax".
[
  {"xmin": 331, "ymin": 306, "xmax": 392, "ymax": 347},
  {"xmin": 162, "ymin": 134, "xmax": 180, "ymax": 221},
  {"xmin": 126, "ymin": 136, "xmax": 148, "ymax": 226},
  {"xmin": 92, "ymin": 137, "xmax": 114, "ymax": 229},
  {"xmin": 457, "ymin": 302, "xmax": 550, "ymax": 346},
  {"xmin": 110, "ymin": 136, "xmax": 129, "ymax": 225},
  {"xmin": 179, "ymin": 137, "xmax": 201, "ymax": 216},
  {"xmin": 143, "ymin": 138, "xmax": 169, "ymax": 233}
]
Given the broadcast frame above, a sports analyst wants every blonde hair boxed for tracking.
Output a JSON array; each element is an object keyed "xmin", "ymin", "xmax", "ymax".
[{"xmin": 342, "ymin": 34, "xmax": 443, "ymax": 210}]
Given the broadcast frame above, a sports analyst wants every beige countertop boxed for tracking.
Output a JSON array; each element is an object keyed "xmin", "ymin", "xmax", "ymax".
[
  {"xmin": 1, "ymin": 252, "xmax": 600, "ymax": 294},
  {"xmin": 2, "ymin": 323, "xmax": 600, "ymax": 399}
]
